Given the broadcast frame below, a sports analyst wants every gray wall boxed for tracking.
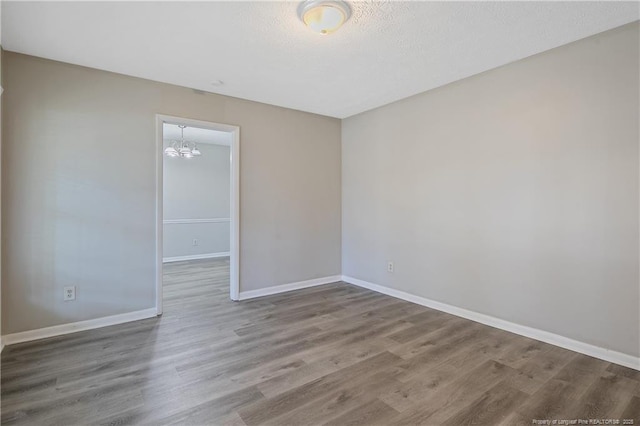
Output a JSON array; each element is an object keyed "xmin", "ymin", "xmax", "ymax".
[
  {"xmin": 342, "ymin": 23, "xmax": 640, "ymax": 357},
  {"xmin": 163, "ymin": 141, "xmax": 231, "ymax": 260},
  {"xmin": 2, "ymin": 52, "xmax": 342, "ymax": 334},
  {"xmin": 0, "ymin": 47, "xmax": 3, "ymax": 344}
]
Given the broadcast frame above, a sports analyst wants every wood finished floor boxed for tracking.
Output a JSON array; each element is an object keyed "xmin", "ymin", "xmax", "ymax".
[{"xmin": 1, "ymin": 258, "xmax": 639, "ymax": 425}]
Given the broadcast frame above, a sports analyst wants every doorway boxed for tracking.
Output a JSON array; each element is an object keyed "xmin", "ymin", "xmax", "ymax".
[{"xmin": 155, "ymin": 114, "xmax": 240, "ymax": 315}]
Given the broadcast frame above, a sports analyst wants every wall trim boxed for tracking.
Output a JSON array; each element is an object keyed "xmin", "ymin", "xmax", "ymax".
[
  {"xmin": 341, "ymin": 275, "xmax": 640, "ymax": 371},
  {"xmin": 163, "ymin": 137, "xmax": 231, "ymax": 148},
  {"xmin": 163, "ymin": 252, "xmax": 230, "ymax": 263},
  {"xmin": 1, "ymin": 308, "xmax": 158, "ymax": 346},
  {"xmin": 163, "ymin": 218, "xmax": 230, "ymax": 225},
  {"xmin": 239, "ymin": 275, "xmax": 342, "ymax": 301}
]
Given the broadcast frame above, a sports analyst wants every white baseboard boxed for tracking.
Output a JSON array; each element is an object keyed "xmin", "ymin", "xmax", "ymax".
[
  {"xmin": 341, "ymin": 275, "xmax": 640, "ymax": 371},
  {"xmin": 1, "ymin": 308, "xmax": 158, "ymax": 346},
  {"xmin": 239, "ymin": 275, "xmax": 342, "ymax": 301},
  {"xmin": 163, "ymin": 252, "xmax": 230, "ymax": 263}
]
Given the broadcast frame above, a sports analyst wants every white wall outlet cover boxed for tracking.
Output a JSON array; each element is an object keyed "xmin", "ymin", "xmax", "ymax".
[{"xmin": 63, "ymin": 286, "xmax": 76, "ymax": 301}]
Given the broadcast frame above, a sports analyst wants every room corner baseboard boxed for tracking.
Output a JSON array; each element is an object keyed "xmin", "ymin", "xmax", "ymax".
[
  {"xmin": 341, "ymin": 275, "xmax": 640, "ymax": 371},
  {"xmin": 238, "ymin": 275, "xmax": 342, "ymax": 301},
  {"xmin": 1, "ymin": 308, "xmax": 158, "ymax": 346},
  {"xmin": 163, "ymin": 252, "xmax": 230, "ymax": 263}
]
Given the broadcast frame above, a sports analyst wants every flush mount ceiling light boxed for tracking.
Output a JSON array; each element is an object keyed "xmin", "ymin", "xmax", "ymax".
[
  {"xmin": 298, "ymin": 0, "xmax": 351, "ymax": 35},
  {"xmin": 164, "ymin": 125, "xmax": 201, "ymax": 159}
]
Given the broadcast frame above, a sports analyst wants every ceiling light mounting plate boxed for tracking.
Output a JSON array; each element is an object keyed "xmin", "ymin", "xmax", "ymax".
[{"xmin": 298, "ymin": 0, "xmax": 351, "ymax": 35}]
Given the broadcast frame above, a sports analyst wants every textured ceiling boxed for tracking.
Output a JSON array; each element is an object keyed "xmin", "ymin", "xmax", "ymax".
[{"xmin": 2, "ymin": 1, "xmax": 639, "ymax": 118}]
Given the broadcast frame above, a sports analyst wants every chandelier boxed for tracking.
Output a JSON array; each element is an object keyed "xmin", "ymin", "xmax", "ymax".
[{"xmin": 164, "ymin": 125, "xmax": 201, "ymax": 158}]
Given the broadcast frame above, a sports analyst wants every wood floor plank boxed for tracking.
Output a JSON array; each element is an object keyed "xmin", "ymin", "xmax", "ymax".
[
  {"xmin": 154, "ymin": 385, "xmax": 263, "ymax": 425},
  {"xmin": 565, "ymin": 371, "xmax": 639, "ymax": 420},
  {"xmin": 238, "ymin": 351, "xmax": 400, "ymax": 425},
  {"xmin": 322, "ymin": 398, "xmax": 400, "ymax": 426},
  {"xmin": 505, "ymin": 344, "xmax": 578, "ymax": 394},
  {"xmin": 394, "ymin": 359, "xmax": 520, "ymax": 424},
  {"xmin": 608, "ymin": 363, "xmax": 640, "ymax": 382},
  {"xmin": 263, "ymin": 370, "xmax": 402, "ymax": 425},
  {"xmin": 2, "ymin": 258, "xmax": 638, "ymax": 425},
  {"xmin": 442, "ymin": 381, "xmax": 528, "ymax": 425},
  {"xmin": 621, "ymin": 395, "xmax": 640, "ymax": 422},
  {"xmin": 379, "ymin": 330, "xmax": 503, "ymax": 412},
  {"xmin": 500, "ymin": 382, "xmax": 575, "ymax": 425}
]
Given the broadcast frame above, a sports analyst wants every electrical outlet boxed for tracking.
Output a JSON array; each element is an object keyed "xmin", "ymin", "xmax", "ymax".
[
  {"xmin": 192, "ymin": 239, "xmax": 198, "ymax": 246},
  {"xmin": 64, "ymin": 286, "xmax": 76, "ymax": 301},
  {"xmin": 387, "ymin": 261, "xmax": 394, "ymax": 273}
]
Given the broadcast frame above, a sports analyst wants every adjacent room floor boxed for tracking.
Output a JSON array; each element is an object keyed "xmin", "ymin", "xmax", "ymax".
[{"xmin": 1, "ymin": 258, "xmax": 639, "ymax": 425}]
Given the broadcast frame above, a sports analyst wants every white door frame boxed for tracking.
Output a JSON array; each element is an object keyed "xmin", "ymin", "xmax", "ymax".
[{"xmin": 155, "ymin": 114, "xmax": 240, "ymax": 314}]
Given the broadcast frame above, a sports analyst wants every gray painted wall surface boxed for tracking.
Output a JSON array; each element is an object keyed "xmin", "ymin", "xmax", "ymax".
[
  {"xmin": 0, "ymin": 47, "xmax": 3, "ymax": 343},
  {"xmin": 342, "ymin": 23, "xmax": 640, "ymax": 357},
  {"xmin": 163, "ymin": 141, "xmax": 231, "ymax": 259},
  {"xmin": 2, "ymin": 52, "xmax": 341, "ymax": 334}
]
